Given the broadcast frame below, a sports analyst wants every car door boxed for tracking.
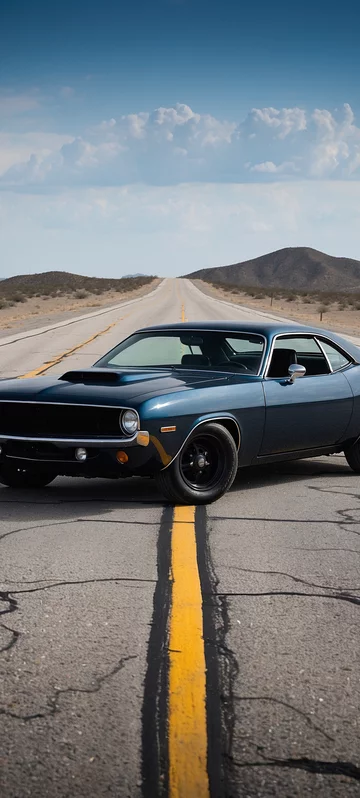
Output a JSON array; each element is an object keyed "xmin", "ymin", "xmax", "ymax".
[{"xmin": 260, "ymin": 334, "xmax": 353, "ymax": 455}]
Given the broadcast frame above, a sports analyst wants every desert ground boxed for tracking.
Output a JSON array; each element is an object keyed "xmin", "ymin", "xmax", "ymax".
[
  {"xmin": 0, "ymin": 278, "xmax": 160, "ymax": 335},
  {"xmin": 194, "ymin": 279, "xmax": 360, "ymax": 336}
]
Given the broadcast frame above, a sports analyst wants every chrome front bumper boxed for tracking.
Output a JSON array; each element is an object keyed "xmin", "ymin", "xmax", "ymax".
[{"xmin": 0, "ymin": 430, "xmax": 150, "ymax": 448}]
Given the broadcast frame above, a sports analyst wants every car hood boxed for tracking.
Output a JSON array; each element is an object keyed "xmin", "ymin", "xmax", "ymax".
[{"xmin": 0, "ymin": 367, "xmax": 235, "ymax": 407}]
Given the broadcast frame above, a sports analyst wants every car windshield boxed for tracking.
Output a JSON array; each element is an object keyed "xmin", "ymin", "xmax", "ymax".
[{"xmin": 96, "ymin": 330, "xmax": 265, "ymax": 374}]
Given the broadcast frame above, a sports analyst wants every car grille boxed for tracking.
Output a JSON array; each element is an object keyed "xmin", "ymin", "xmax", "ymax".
[{"xmin": 0, "ymin": 402, "xmax": 124, "ymax": 439}]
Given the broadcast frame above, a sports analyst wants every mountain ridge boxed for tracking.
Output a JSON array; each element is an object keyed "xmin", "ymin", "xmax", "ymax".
[{"xmin": 185, "ymin": 247, "xmax": 360, "ymax": 292}]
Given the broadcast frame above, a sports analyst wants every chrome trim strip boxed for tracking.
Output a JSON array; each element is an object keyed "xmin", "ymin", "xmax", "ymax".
[
  {"xmin": 315, "ymin": 333, "xmax": 354, "ymax": 362},
  {"xmin": 314, "ymin": 335, "xmax": 353, "ymax": 373},
  {"xmin": 6, "ymin": 455, "xmax": 80, "ymax": 463},
  {"xmin": 0, "ymin": 434, "xmax": 138, "ymax": 446},
  {"xmin": 0, "ymin": 400, "xmax": 137, "ymax": 411},
  {"xmin": 314, "ymin": 337, "xmax": 333, "ymax": 373},
  {"xmin": 161, "ymin": 416, "xmax": 241, "ymax": 471},
  {"xmin": 263, "ymin": 331, "xmax": 355, "ymax": 379}
]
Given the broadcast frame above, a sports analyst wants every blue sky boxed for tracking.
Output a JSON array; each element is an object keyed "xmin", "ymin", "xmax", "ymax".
[{"xmin": 0, "ymin": 0, "xmax": 359, "ymax": 277}]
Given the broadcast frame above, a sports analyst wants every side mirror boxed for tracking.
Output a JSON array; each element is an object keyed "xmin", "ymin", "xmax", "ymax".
[{"xmin": 288, "ymin": 363, "xmax": 306, "ymax": 383}]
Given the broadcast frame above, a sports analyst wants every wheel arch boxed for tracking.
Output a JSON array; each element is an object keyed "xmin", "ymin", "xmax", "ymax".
[{"xmin": 161, "ymin": 415, "xmax": 241, "ymax": 470}]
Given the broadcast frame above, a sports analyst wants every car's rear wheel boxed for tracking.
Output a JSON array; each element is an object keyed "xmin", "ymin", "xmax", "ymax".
[
  {"xmin": 0, "ymin": 465, "xmax": 56, "ymax": 489},
  {"xmin": 156, "ymin": 422, "xmax": 238, "ymax": 504},
  {"xmin": 344, "ymin": 441, "xmax": 360, "ymax": 473}
]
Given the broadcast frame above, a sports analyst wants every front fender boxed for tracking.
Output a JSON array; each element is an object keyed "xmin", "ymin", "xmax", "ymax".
[{"xmin": 139, "ymin": 381, "xmax": 265, "ymax": 469}]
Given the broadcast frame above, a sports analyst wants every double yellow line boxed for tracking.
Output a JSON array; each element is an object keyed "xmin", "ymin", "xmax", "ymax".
[{"xmin": 169, "ymin": 507, "xmax": 210, "ymax": 797}]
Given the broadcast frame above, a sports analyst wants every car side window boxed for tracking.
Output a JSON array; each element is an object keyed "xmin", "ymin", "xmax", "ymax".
[
  {"xmin": 318, "ymin": 339, "xmax": 351, "ymax": 371},
  {"xmin": 268, "ymin": 335, "xmax": 330, "ymax": 378},
  {"xmin": 273, "ymin": 336, "xmax": 322, "ymax": 354}
]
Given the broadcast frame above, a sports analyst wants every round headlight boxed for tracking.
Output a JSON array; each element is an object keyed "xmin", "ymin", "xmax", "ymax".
[{"xmin": 121, "ymin": 409, "xmax": 139, "ymax": 435}]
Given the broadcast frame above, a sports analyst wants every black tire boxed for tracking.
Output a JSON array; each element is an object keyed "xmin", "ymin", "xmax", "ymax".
[
  {"xmin": 345, "ymin": 441, "xmax": 360, "ymax": 473},
  {"xmin": 0, "ymin": 465, "xmax": 56, "ymax": 489},
  {"xmin": 156, "ymin": 422, "xmax": 238, "ymax": 505}
]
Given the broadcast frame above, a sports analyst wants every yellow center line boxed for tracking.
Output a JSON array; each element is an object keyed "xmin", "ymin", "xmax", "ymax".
[
  {"xmin": 169, "ymin": 506, "xmax": 210, "ymax": 798},
  {"xmin": 19, "ymin": 316, "xmax": 128, "ymax": 379},
  {"xmin": 170, "ymin": 290, "xmax": 208, "ymax": 798}
]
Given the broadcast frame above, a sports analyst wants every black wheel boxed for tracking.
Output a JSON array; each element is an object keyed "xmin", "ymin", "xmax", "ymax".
[
  {"xmin": 156, "ymin": 422, "xmax": 238, "ymax": 505},
  {"xmin": 345, "ymin": 441, "xmax": 360, "ymax": 473},
  {"xmin": 0, "ymin": 465, "xmax": 56, "ymax": 489}
]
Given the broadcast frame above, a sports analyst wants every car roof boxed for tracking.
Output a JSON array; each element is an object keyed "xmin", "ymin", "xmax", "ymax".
[
  {"xmin": 137, "ymin": 321, "xmax": 360, "ymax": 362},
  {"xmin": 139, "ymin": 320, "xmax": 304, "ymax": 335}
]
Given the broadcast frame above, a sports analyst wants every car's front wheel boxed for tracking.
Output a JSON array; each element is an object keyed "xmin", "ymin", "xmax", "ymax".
[
  {"xmin": 156, "ymin": 422, "xmax": 238, "ymax": 505},
  {"xmin": 0, "ymin": 465, "xmax": 56, "ymax": 489}
]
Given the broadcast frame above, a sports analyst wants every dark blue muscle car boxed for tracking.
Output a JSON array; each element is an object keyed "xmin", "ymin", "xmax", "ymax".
[{"xmin": 1, "ymin": 321, "xmax": 360, "ymax": 503}]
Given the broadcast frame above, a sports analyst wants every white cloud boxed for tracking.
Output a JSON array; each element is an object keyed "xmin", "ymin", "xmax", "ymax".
[
  {"xmin": 310, "ymin": 103, "xmax": 360, "ymax": 176},
  {"xmin": 0, "ymin": 132, "xmax": 74, "ymax": 175},
  {"xmin": 245, "ymin": 107, "xmax": 307, "ymax": 139},
  {"xmin": 111, "ymin": 103, "xmax": 235, "ymax": 148},
  {"xmin": 250, "ymin": 161, "xmax": 279, "ymax": 173},
  {"xmin": 150, "ymin": 103, "xmax": 198, "ymax": 127},
  {"xmin": 1, "ymin": 102, "xmax": 360, "ymax": 189},
  {"xmin": 120, "ymin": 112, "xmax": 149, "ymax": 140},
  {"xmin": 249, "ymin": 160, "xmax": 298, "ymax": 174}
]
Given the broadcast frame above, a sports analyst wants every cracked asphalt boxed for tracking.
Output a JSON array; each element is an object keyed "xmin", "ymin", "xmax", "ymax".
[
  {"xmin": 1, "ymin": 279, "xmax": 360, "ymax": 797},
  {"xmin": 207, "ymin": 459, "xmax": 360, "ymax": 797},
  {"xmin": 0, "ymin": 480, "xmax": 160, "ymax": 797}
]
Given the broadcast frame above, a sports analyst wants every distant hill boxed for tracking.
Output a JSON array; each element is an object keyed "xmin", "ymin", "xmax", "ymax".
[
  {"xmin": 122, "ymin": 272, "xmax": 147, "ymax": 278},
  {"xmin": 185, "ymin": 247, "xmax": 360, "ymax": 293},
  {"xmin": 0, "ymin": 271, "xmax": 155, "ymax": 302}
]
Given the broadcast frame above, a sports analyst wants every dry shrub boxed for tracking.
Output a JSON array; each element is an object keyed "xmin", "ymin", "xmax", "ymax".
[{"xmin": 0, "ymin": 272, "xmax": 156, "ymax": 302}]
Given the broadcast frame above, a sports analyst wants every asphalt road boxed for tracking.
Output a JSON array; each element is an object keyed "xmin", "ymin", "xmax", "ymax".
[{"xmin": 0, "ymin": 278, "xmax": 359, "ymax": 798}]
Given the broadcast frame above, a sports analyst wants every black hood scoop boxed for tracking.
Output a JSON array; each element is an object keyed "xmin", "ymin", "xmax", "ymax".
[{"xmin": 60, "ymin": 369, "xmax": 120, "ymax": 384}]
